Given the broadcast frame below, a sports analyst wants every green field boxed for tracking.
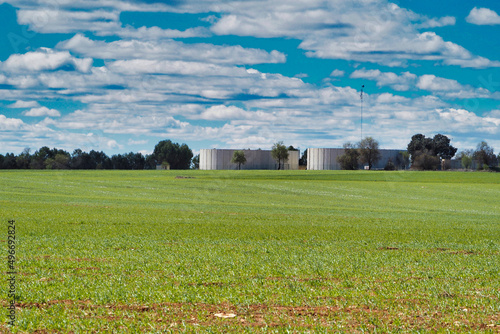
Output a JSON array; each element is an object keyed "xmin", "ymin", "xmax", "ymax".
[{"xmin": 1, "ymin": 170, "xmax": 500, "ymax": 333}]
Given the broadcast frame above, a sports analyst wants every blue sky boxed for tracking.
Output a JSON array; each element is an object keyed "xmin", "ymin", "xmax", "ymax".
[{"xmin": 1, "ymin": 0, "xmax": 499, "ymax": 156}]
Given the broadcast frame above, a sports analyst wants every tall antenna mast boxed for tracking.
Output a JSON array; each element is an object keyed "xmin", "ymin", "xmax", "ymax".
[{"xmin": 360, "ymin": 85, "xmax": 364, "ymax": 141}]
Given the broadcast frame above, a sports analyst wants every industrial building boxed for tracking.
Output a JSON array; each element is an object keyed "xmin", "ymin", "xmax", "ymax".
[
  {"xmin": 200, "ymin": 149, "xmax": 299, "ymax": 170},
  {"xmin": 307, "ymin": 148, "xmax": 404, "ymax": 170}
]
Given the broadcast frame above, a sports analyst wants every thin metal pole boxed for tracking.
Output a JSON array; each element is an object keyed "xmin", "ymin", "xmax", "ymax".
[{"xmin": 360, "ymin": 85, "xmax": 364, "ymax": 142}]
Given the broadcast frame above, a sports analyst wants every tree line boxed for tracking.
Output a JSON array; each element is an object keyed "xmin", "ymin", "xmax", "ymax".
[
  {"xmin": 0, "ymin": 140, "xmax": 193, "ymax": 170},
  {"xmin": 336, "ymin": 134, "xmax": 499, "ymax": 171},
  {"xmin": 1, "ymin": 135, "xmax": 498, "ymax": 171}
]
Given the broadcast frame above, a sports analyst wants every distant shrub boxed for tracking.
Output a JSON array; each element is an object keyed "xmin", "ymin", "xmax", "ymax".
[
  {"xmin": 411, "ymin": 152, "xmax": 440, "ymax": 171},
  {"xmin": 384, "ymin": 159, "xmax": 396, "ymax": 171}
]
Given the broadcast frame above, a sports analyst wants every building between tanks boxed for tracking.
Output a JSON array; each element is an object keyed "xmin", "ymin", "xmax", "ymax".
[
  {"xmin": 307, "ymin": 148, "xmax": 404, "ymax": 170},
  {"xmin": 200, "ymin": 149, "xmax": 299, "ymax": 170}
]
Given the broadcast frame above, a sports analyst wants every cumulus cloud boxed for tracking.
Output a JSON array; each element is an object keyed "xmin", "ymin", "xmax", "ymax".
[
  {"xmin": 198, "ymin": 105, "xmax": 276, "ymax": 121},
  {"xmin": 24, "ymin": 107, "xmax": 61, "ymax": 117},
  {"xmin": 438, "ymin": 108, "xmax": 500, "ymax": 133},
  {"xmin": 117, "ymin": 26, "xmax": 211, "ymax": 39},
  {"xmin": 350, "ymin": 69, "xmax": 417, "ymax": 91},
  {"xmin": 330, "ymin": 69, "xmax": 345, "ymax": 77},
  {"xmin": 416, "ymin": 75, "xmax": 463, "ymax": 92},
  {"xmin": 199, "ymin": 105, "xmax": 252, "ymax": 120},
  {"xmin": 416, "ymin": 16, "xmax": 456, "ymax": 28},
  {"xmin": 416, "ymin": 75, "xmax": 493, "ymax": 98},
  {"xmin": 6, "ymin": 0, "xmax": 498, "ymax": 69},
  {"xmin": 466, "ymin": 7, "xmax": 500, "ymax": 25},
  {"xmin": 4, "ymin": 0, "xmax": 172, "ymax": 12},
  {"xmin": 351, "ymin": 70, "xmax": 495, "ymax": 99},
  {"xmin": 0, "ymin": 114, "xmax": 25, "ymax": 130},
  {"xmin": 376, "ymin": 93, "xmax": 409, "ymax": 104},
  {"xmin": 17, "ymin": 9, "xmax": 121, "ymax": 34},
  {"xmin": 107, "ymin": 59, "xmax": 244, "ymax": 77},
  {"xmin": 2, "ymin": 48, "xmax": 92, "ymax": 73},
  {"xmin": 8, "ymin": 100, "xmax": 41, "ymax": 108},
  {"xmin": 204, "ymin": 0, "xmax": 498, "ymax": 68},
  {"xmin": 58, "ymin": 34, "xmax": 285, "ymax": 65}
]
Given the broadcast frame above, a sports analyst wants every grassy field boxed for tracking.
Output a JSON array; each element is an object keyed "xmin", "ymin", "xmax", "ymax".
[{"xmin": 1, "ymin": 170, "xmax": 499, "ymax": 333}]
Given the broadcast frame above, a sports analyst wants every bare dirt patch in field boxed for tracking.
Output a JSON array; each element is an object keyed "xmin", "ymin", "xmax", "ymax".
[{"xmin": 14, "ymin": 300, "xmax": 500, "ymax": 332}]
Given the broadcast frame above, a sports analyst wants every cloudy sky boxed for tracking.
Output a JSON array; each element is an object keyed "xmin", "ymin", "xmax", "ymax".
[{"xmin": 1, "ymin": 0, "xmax": 499, "ymax": 156}]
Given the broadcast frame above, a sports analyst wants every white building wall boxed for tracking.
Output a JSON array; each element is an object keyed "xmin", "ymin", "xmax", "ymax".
[
  {"xmin": 308, "ymin": 148, "xmax": 403, "ymax": 170},
  {"xmin": 200, "ymin": 149, "xmax": 299, "ymax": 170},
  {"xmin": 308, "ymin": 148, "xmax": 345, "ymax": 170}
]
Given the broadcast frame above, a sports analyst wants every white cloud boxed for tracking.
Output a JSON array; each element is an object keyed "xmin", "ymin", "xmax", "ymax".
[
  {"xmin": 198, "ymin": 105, "xmax": 276, "ymax": 121},
  {"xmin": 5, "ymin": 0, "xmax": 172, "ymax": 13},
  {"xmin": 351, "ymin": 70, "xmax": 495, "ymax": 99},
  {"xmin": 376, "ymin": 93, "xmax": 409, "ymax": 104},
  {"xmin": 205, "ymin": 1, "xmax": 498, "ymax": 68},
  {"xmin": 330, "ymin": 69, "xmax": 345, "ymax": 77},
  {"xmin": 416, "ymin": 16, "xmax": 456, "ymax": 28},
  {"xmin": 466, "ymin": 7, "xmax": 500, "ymax": 25},
  {"xmin": 199, "ymin": 105, "xmax": 250, "ymax": 120},
  {"xmin": 24, "ymin": 107, "xmax": 61, "ymax": 117},
  {"xmin": 0, "ymin": 114, "xmax": 25, "ymax": 130},
  {"xmin": 106, "ymin": 139, "xmax": 121, "ymax": 150},
  {"xmin": 17, "ymin": 9, "xmax": 121, "ymax": 34},
  {"xmin": 128, "ymin": 139, "xmax": 148, "ymax": 145},
  {"xmin": 486, "ymin": 110, "xmax": 500, "ymax": 118},
  {"xmin": 416, "ymin": 74, "xmax": 493, "ymax": 99},
  {"xmin": 416, "ymin": 75, "xmax": 463, "ymax": 91},
  {"xmin": 7, "ymin": 0, "xmax": 498, "ymax": 69},
  {"xmin": 58, "ymin": 34, "xmax": 285, "ymax": 65},
  {"xmin": 350, "ymin": 69, "xmax": 417, "ymax": 91},
  {"xmin": 107, "ymin": 59, "xmax": 242, "ymax": 77},
  {"xmin": 117, "ymin": 26, "xmax": 211, "ymax": 39},
  {"xmin": 2, "ymin": 48, "xmax": 92, "ymax": 73},
  {"xmin": 8, "ymin": 100, "xmax": 41, "ymax": 108},
  {"xmin": 438, "ymin": 108, "xmax": 500, "ymax": 133}
]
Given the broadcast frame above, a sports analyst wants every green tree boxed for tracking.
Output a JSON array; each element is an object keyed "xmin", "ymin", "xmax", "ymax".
[
  {"xmin": 358, "ymin": 137, "xmax": 381, "ymax": 170},
  {"xmin": 125, "ymin": 152, "xmax": 146, "ymax": 170},
  {"xmin": 456, "ymin": 150, "xmax": 474, "ymax": 170},
  {"xmin": 15, "ymin": 147, "xmax": 31, "ymax": 169},
  {"xmin": 145, "ymin": 154, "xmax": 157, "ymax": 170},
  {"xmin": 337, "ymin": 142, "xmax": 359, "ymax": 170},
  {"xmin": 432, "ymin": 134, "xmax": 457, "ymax": 160},
  {"xmin": 299, "ymin": 150, "xmax": 307, "ymax": 166},
  {"xmin": 191, "ymin": 154, "xmax": 200, "ymax": 170},
  {"xmin": 30, "ymin": 146, "xmax": 53, "ymax": 169},
  {"xmin": 407, "ymin": 134, "xmax": 456, "ymax": 170},
  {"xmin": 231, "ymin": 150, "xmax": 247, "ymax": 170},
  {"xmin": 70, "ymin": 149, "xmax": 94, "ymax": 169},
  {"xmin": 473, "ymin": 141, "xmax": 497, "ymax": 169},
  {"xmin": 1, "ymin": 153, "xmax": 17, "ymax": 169},
  {"xmin": 88, "ymin": 150, "xmax": 112, "ymax": 169},
  {"xmin": 412, "ymin": 153, "xmax": 440, "ymax": 171},
  {"xmin": 45, "ymin": 153, "xmax": 70, "ymax": 169},
  {"xmin": 407, "ymin": 134, "xmax": 434, "ymax": 165},
  {"xmin": 271, "ymin": 142, "xmax": 289, "ymax": 170},
  {"xmin": 31, "ymin": 147, "xmax": 70, "ymax": 169},
  {"xmin": 153, "ymin": 140, "xmax": 193, "ymax": 170},
  {"xmin": 384, "ymin": 158, "xmax": 396, "ymax": 171}
]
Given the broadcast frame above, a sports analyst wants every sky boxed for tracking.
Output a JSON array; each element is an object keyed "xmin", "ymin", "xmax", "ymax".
[{"xmin": 0, "ymin": 0, "xmax": 499, "ymax": 157}]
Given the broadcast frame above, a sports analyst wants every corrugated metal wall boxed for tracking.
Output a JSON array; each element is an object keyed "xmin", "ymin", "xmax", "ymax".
[
  {"xmin": 200, "ymin": 149, "xmax": 299, "ymax": 170},
  {"xmin": 308, "ymin": 148, "xmax": 403, "ymax": 170}
]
